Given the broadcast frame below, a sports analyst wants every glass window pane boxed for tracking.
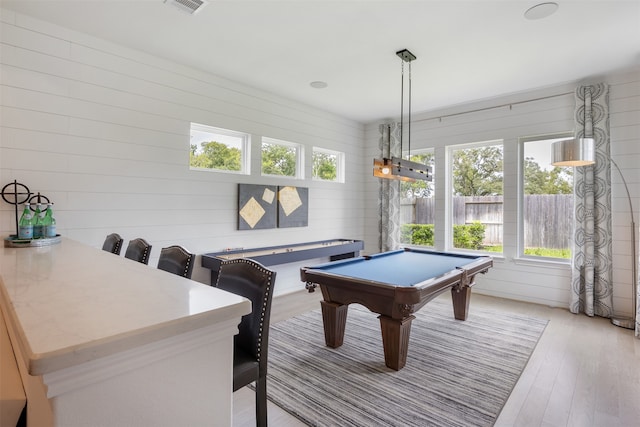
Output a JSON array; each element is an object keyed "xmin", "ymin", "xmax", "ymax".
[
  {"xmin": 522, "ymin": 138, "xmax": 573, "ymax": 259},
  {"xmin": 451, "ymin": 144, "xmax": 503, "ymax": 253},
  {"xmin": 400, "ymin": 151, "xmax": 435, "ymax": 247},
  {"xmin": 190, "ymin": 123, "xmax": 248, "ymax": 173},
  {"xmin": 312, "ymin": 148, "xmax": 343, "ymax": 182},
  {"xmin": 261, "ymin": 138, "xmax": 300, "ymax": 177}
]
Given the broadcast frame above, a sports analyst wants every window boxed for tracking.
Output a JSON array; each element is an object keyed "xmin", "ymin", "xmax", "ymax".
[
  {"xmin": 449, "ymin": 141, "xmax": 503, "ymax": 253},
  {"xmin": 400, "ymin": 150, "xmax": 435, "ymax": 247},
  {"xmin": 520, "ymin": 136, "xmax": 573, "ymax": 260},
  {"xmin": 312, "ymin": 147, "xmax": 344, "ymax": 182},
  {"xmin": 261, "ymin": 137, "xmax": 302, "ymax": 178},
  {"xmin": 189, "ymin": 123, "xmax": 249, "ymax": 174}
]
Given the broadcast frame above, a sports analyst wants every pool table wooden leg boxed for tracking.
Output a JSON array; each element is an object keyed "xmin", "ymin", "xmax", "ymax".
[
  {"xmin": 320, "ymin": 301, "xmax": 348, "ymax": 348},
  {"xmin": 379, "ymin": 315, "xmax": 415, "ymax": 371},
  {"xmin": 451, "ymin": 285, "xmax": 472, "ymax": 320}
]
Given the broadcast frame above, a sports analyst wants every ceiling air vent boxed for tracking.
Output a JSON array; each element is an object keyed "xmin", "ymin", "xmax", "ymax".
[{"xmin": 164, "ymin": 0, "xmax": 208, "ymax": 15}]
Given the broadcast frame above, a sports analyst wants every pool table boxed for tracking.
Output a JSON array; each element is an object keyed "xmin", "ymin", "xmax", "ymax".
[{"xmin": 300, "ymin": 248, "xmax": 493, "ymax": 370}]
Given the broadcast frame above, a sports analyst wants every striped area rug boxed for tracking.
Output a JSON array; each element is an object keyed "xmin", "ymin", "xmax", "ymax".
[{"xmin": 264, "ymin": 299, "xmax": 547, "ymax": 427}]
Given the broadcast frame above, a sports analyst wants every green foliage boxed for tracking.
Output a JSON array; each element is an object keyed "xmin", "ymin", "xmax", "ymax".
[
  {"xmin": 190, "ymin": 142, "xmax": 241, "ymax": 171},
  {"xmin": 312, "ymin": 152, "xmax": 337, "ymax": 180},
  {"xmin": 400, "ymin": 152, "xmax": 435, "ymax": 198},
  {"xmin": 262, "ymin": 143, "xmax": 296, "ymax": 176},
  {"xmin": 452, "ymin": 146, "xmax": 503, "ymax": 196},
  {"xmin": 524, "ymin": 247, "xmax": 571, "ymax": 258},
  {"xmin": 524, "ymin": 157, "xmax": 573, "ymax": 195},
  {"xmin": 453, "ymin": 221, "xmax": 485, "ymax": 250},
  {"xmin": 481, "ymin": 245, "xmax": 570, "ymax": 258},
  {"xmin": 400, "ymin": 224, "xmax": 434, "ymax": 245},
  {"xmin": 448, "ymin": 146, "xmax": 571, "ymax": 197},
  {"xmin": 401, "ymin": 222, "xmax": 487, "ymax": 252}
]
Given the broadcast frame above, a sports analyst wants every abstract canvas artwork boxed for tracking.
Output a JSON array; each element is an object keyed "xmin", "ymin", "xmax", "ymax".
[
  {"xmin": 238, "ymin": 184, "xmax": 277, "ymax": 230},
  {"xmin": 277, "ymin": 186, "xmax": 308, "ymax": 228},
  {"xmin": 237, "ymin": 184, "xmax": 309, "ymax": 230}
]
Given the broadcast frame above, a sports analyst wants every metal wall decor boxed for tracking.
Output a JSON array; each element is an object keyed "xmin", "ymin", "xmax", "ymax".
[
  {"xmin": 1, "ymin": 180, "xmax": 31, "ymax": 235},
  {"xmin": 1, "ymin": 180, "xmax": 60, "ymax": 247}
]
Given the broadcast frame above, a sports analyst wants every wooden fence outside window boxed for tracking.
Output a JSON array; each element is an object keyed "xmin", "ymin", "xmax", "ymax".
[{"xmin": 401, "ymin": 195, "xmax": 573, "ymax": 249}]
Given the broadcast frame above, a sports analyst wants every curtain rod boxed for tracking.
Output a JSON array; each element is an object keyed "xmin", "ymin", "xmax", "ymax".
[{"xmin": 414, "ymin": 91, "xmax": 574, "ymax": 124}]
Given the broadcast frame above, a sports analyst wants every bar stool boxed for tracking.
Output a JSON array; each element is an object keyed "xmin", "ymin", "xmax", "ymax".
[{"xmin": 214, "ymin": 259, "xmax": 276, "ymax": 427}]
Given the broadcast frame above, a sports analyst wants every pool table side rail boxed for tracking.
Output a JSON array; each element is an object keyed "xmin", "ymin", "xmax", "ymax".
[{"xmin": 405, "ymin": 256, "xmax": 493, "ymax": 310}]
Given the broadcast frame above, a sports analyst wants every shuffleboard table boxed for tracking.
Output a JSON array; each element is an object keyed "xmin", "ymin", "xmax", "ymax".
[
  {"xmin": 201, "ymin": 239, "xmax": 364, "ymax": 285},
  {"xmin": 300, "ymin": 248, "xmax": 493, "ymax": 370}
]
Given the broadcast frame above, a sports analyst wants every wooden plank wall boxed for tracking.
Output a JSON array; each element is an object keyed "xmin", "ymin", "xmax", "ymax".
[{"xmin": 0, "ymin": 8, "xmax": 366, "ymax": 294}]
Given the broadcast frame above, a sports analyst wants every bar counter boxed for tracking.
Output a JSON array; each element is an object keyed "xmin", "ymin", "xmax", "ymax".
[{"xmin": 0, "ymin": 237, "xmax": 251, "ymax": 426}]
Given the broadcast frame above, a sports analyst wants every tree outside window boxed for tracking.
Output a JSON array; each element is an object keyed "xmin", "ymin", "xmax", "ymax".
[
  {"xmin": 261, "ymin": 138, "xmax": 301, "ymax": 177},
  {"xmin": 521, "ymin": 137, "xmax": 573, "ymax": 259},
  {"xmin": 189, "ymin": 123, "xmax": 248, "ymax": 173},
  {"xmin": 312, "ymin": 148, "xmax": 344, "ymax": 182},
  {"xmin": 450, "ymin": 143, "xmax": 504, "ymax": 252}
]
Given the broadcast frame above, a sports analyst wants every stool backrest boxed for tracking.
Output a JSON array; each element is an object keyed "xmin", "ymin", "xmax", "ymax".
[
  {"xmin": 157, "ymin": 245, "xmax": 194, "ymax": 279},
  {"xmin": 102, "ymin": 233, "xmax": 123, "ymax": 255},
  {"xmin": 215, "ymin": 259, "xmax": 276, "ymax": 372},
  {"xmin": 124, "ymin": 238, "xmax": 152, "ymax": 265}
]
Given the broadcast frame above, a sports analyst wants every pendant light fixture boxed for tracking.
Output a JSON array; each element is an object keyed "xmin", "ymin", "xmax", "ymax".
[{"xmin": 373, "ymin": 49, "xmax": 432, "ymax": 182}]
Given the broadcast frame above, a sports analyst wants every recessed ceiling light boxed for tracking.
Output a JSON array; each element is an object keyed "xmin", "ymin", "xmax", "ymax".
[
  {"xmin": 524, "ymin": 2, "xmax": 559, "ymax": 20},
  {"xmin": 310, "ymin": 81, "xmax": 328, "ymax": 89}
]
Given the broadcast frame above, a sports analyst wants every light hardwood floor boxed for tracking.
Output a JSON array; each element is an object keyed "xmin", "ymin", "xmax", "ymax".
[{"xmin": 233, "ymin": 290, "xmax": 640, "ymax": 427}]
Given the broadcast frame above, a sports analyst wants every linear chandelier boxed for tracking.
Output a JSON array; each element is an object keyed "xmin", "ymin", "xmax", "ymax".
[{"xmin": 373, "ymin": 49, "xmax": 432, "ymax": 182}]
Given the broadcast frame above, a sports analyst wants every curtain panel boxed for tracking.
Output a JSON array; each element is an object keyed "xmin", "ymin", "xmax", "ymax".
[
  {"xmin": 570, "ymin": 83, "xmax": 614, "ymax": 318},
  {"xmin": 377, "ymin": 123, "xmax": 402, "ymax": 252}
]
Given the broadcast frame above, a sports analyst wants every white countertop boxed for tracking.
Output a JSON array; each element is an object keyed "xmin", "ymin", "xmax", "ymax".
[{"xmin": 0, "ymin": 238, "xmax": 251, "ymax": 376}]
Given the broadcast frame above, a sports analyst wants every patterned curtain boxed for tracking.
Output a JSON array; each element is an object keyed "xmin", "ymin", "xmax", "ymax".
[
  {"xmin": 377, "ymin": 123, "xmax": 402, "ymax": 252},
  {"xmin": 570, "ymin": 83, "xmax": 613, "ymax": 317}
]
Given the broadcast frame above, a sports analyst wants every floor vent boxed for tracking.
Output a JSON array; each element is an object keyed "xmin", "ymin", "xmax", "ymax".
[{"xmin": 164, "ymin": 0, "xmax": 208, "ymax": 15}]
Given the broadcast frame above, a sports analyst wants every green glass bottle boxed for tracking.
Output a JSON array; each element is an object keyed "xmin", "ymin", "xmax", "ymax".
[
  {"xmin": 18, "ymin": 203, "xmax": 34, "ymax": 239},
  {"xmin": 33, "ymin": 203, "xmax": 44, "ymax": 238},
  {"xmin": 43, "ymin": 203, "xmax": 57, "ymax": 238}
]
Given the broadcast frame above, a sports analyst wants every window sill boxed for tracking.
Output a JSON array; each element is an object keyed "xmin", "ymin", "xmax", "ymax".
[{"xmin": 513, "ymin": 256, "xmax": 571, "ymax": 269}]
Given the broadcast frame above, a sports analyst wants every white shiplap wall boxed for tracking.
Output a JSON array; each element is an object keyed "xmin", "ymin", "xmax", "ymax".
[
  {"xmin": 364, "ymin": 69, "xmax": 640, "ymax": 316},
  {"xmin": 0, "ymin": 9, "xmax": 366, "ymax": 294},
  {"xmin": 1, "ymin": 8, "xmax": 638, "ymax": 311}
]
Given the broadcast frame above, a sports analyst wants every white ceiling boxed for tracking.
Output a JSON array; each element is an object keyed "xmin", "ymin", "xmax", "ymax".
[{"xmin": 2, "ymin": 0, "xmax": 639, "ymax": 123}]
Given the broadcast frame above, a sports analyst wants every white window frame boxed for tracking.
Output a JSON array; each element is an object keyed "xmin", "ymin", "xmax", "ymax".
[
  {"xmin": 261, "ymin": 137, "xmax": 304, "ymax": 179},
  {"xmin": 312, "ymin": 147, "xmax": 345, "ymax": 183},
  {"xmin": 445, "ymin": 139, "xmax": 504, "ymax": 254},
  {"xmin": 517, "ymin": 132, "xmax": 574, "ymax": 262},
  {"xmin": 189, "ymin": 123, "xmax": 250, "ymax": 174}
]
